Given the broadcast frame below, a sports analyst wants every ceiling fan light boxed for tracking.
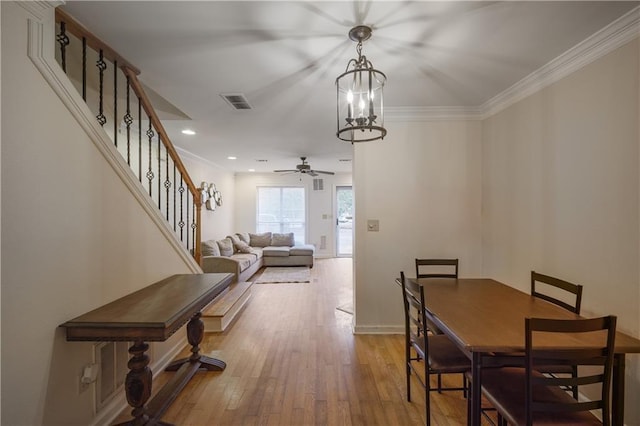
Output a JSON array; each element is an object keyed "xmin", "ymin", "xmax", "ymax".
[{"xmin": 336, "ymin": 26, "xmax": 386, "ymax": 143}]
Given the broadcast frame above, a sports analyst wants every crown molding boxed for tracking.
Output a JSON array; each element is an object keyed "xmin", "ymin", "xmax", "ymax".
[
  {"xmin": 386, "ymin": 6, "xmax": 639, "ymax": 122},
  {"xmin": 17, "ymin": 0, "xmax": 64, "ymax": 21},
  {"xmin": 386, "ymin": 106, "xmax": 484, "ymax": 122},
  {"xmin": 481, "ymin": 6, "xmax": 640, "ymax": 118}
]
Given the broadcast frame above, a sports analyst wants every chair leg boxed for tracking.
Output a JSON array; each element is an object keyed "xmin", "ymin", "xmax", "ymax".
[
  {"xmin": 437, "ymin": 373, "xmax": 442, "ymax": 393},
  {"xmin": 406, "ymin": 362, "xmax": 411, "ymax": 402},
  {"xmin": 572, "ymin": 366, "xmax": 579, "ymax": 400},
  {"xmin": 462, "ymin": 373, "xmax": 468, "ymax": 399},
  {"xmin": 425, "ymin": 376, "xmax": 431, "ymax": 426},
  {"xmin": 497, "ymin": 413, "xmax": 507, "ymax": 426}
]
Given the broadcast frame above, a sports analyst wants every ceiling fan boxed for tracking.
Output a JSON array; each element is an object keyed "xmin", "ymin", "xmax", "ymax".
[{"xmin": 274, "ymin": 157, "xmax": 335, "ymax": 177}]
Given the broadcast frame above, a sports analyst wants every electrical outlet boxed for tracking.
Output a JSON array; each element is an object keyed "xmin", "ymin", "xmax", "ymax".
[
  {"xmin": 78, "ymin": 363, "xmax": 98, "ymax": 394},
  {"xmin": 79, "ymin": 372, "xmax": 90, "ymax": 394}
]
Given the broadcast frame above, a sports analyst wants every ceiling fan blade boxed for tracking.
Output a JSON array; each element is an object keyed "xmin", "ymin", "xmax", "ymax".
[
  {"xmin": 311, "ymin": 170, "xmax": 335, "ymax": 175},
  {"xmin": 274, "ymin": 169, "xmax": 299, "ymax": 173}
]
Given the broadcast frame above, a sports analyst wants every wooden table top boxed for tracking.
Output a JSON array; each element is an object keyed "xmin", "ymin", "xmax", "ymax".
[
  {"xmin": 412, "ymin": 277, "xmax": 640, "ymax": 354},
  {"xmin": 61, "ymin": 273, "xmax": 233, "ymax": 342}
]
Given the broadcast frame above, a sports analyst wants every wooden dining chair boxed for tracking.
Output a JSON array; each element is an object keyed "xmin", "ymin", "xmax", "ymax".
[
  {"xmin": 531, "ymin": 271, "xmax": 583, "ymax": 398},
  {"xmin": 480, "ymin": 315, "xmax": 616, "ymax": 426},
  {"xmin": 399, "ymin": 271, "xmax": 470, "ymax": 426},
  {"xmin": 414, "ymin": 258, "xmax": 459, "ymax": 337},
  {"xmin": 531, "ymin": 271, "xmax": 583, "ymax": 314}
]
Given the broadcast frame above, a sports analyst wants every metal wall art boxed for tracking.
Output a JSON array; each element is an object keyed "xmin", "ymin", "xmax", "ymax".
[{"xmin": 200, "ymin": 182, "xmax": 223, "ymax": 211}]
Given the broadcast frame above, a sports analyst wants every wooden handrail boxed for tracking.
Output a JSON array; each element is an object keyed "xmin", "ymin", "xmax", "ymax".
[
  {"xmin": 55, "ymin": 8, "xmax": 202, "ymax": 264},
  {"xmin": 123, "ymin": 67, "xmax": 202, "ymax": 262},
  {"xmin": 123, "ymin": 68, "xmax": 200, "ymax": 200},
  {"xmin": 55, "ymin": 8, "xmax": 141, "ymax": 75}
]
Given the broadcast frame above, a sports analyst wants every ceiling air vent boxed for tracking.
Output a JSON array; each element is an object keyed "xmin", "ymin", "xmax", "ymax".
[{"xmin": 221, "ymin": 93, "xmax": 252, "ymax": 110}]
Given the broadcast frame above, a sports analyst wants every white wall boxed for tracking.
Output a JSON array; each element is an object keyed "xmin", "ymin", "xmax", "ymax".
[
  {"xmin": 0, "ymin": 4, "xmax": 198, "ymax": 425},
  {"xmin": 353, "ymin": 120, "xmax": 483, "ymax": 333},
  {"xmin": 482, "ymin": 38, "xmax": 639, "ymax": 423},
  {"xmin": 234, "ymin": 172, "xmax": 352, "ymax": 256}
]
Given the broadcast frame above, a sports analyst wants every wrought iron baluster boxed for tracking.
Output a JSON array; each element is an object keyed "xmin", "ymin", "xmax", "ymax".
[
  {"xmin": 56, "ymin": 21, "xmax": 70, "ymax": 73},
  {"xmin": 191, "ymin": 202, "xmax": 197, "ymax": 254},
  {"xmin": 146, "ymin": 122, "xmax": 154, "ymax": 196},
  {"xmin": 82, "ymin": 37, "xmax": 87, "ymax": 101},
  {"xmin": 173, "ymin": 165, "xmax": 177, "ymax": 231},
  {"xmin": 186, "ymin": 191, "xmax": 190, "ymax": 249},
  {"xmin": 157, "ymin": 134, "xmax": 161, "ymax": 210},
  {"xmin": 164, "ymin": 148, "xmax": 171, "ymax": 221},
  {"xmin": 124, "ymin": 77, "xmax": 133, "ymax": 165},
  {"xmin": 96, "ymin": 50, "xmax": 107, "ymax": 126},
  {"xmin": 114, "ymin": 60, "xmax": 118, "ymax": 148},
  {"xmin": 138, "ymin": 99, "xmax": 142, "ymax": 182},
  {"xmin": 178, "ymin": 177, "xmax": 185, "ymax": 241}
]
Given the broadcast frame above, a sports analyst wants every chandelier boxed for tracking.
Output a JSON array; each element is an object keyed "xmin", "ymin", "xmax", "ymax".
[{"xmin": 336, "ymin": 25, "xmax": 387, "ymax": 143}]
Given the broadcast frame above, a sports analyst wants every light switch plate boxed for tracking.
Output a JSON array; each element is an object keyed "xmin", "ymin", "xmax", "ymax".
[{"xmin": 367, "ymin": 219, "xmax": 379, "ymax": 232}]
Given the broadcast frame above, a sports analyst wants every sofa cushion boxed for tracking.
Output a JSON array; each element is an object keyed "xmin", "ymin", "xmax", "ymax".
[
  {"xmin": 250, "ymin": 232, "xmax": 272, "ymax": 247},
  {"xmin": 217, "ymin": 238, "xmax": 234, "ymax": 257},
  {"xmin": 251, "ymin": 247, "xmax": 264, "ymax": 259},
  {"xmin": 262, "ymin": 246, "xmax": 290, "ymax": 257},
  {"xmin": 236, "ymin": 232, "xmax": 251, "ymax": 244},
  {"xmin": 231, "ymin": 253, "xmax": 256, "ymax": 272},
  {"xmin": 201, "ymin": 240, "xmax": 220, "ymax": 257},
  {"xmin": 271, "ymin": 232, "xmax": 295, "ymax": 247},
  {"xmin": 290, "ymin": 245, "xmax": 315, "ymax": 256}
]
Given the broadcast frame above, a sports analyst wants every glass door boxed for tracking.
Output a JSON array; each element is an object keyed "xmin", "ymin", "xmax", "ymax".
[{"xmin": 336, "ymin": 186, "xmax": 353, "ymax": 257}]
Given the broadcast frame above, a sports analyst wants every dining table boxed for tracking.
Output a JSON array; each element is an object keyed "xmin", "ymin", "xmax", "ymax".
[{"xmin": 409, "ymin": 277, "xmax": 640, "ymax": 426}]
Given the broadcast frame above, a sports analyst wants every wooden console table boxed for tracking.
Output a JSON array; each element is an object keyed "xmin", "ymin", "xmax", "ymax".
[{"xmin": 60, "ymin": 273, "xmax": 233, "ymax": 425}]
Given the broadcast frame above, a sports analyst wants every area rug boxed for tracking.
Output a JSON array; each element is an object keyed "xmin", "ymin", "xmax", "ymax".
[{"xmin": 255, "ymin": 267, "xmax": 311, "ymax": 284}]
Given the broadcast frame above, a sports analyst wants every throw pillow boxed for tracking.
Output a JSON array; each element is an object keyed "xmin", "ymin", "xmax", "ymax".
[
  {"xmin": 235, "ymin": 240, "xmax": 253, "ymax": 253},
  {"xmin": 249, "ymin": 232, "xmax": 272, "ymax": 247},
  {"xmin": 236, "ymin": 232, "xmax": 251, "ymax": 244},
  {"xmin": 216, "ymin": 238, "xmax": 234, "ymax": 257},
  {"xmin": 201, "ymin": 240, "xmax": 220, "ymax": 257},
  {"xmin": 227, "ymin": 234, "xmax": 243, "ymax": 253},
  {"xmin": 271, "ymin": 232, "xmax": 295, "ymax": 247}
]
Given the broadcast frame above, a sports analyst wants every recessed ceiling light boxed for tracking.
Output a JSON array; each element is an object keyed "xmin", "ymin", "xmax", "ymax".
[
  {"xmin": 181, "ymin": 129, "xmax": 196, "ymax": 135},
  {"xmin": 227, "ymin": 156, "xmax": 237, "ymax": 160},
  {"xmin": 248, "ymin": 169, "xmax": 255, "ymax": 172}
]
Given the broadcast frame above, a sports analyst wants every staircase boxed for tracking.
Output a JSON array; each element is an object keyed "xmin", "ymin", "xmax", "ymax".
[{"xmin": 53, "ymin": 9, "xmax": 202, "ymax": 263}]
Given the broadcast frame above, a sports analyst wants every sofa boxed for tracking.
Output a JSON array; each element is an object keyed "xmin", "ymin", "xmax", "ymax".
[{"xmin": 201, "ymin": 232, "xmax": 314, "ymax": 282}]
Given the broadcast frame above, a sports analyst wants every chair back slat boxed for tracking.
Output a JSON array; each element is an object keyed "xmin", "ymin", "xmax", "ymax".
[{"xmin": 415, "ymin": 258, "xmax": 459, "ymax": 279}]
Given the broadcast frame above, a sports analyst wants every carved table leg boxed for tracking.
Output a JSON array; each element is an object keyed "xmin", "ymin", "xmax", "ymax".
[
  {"xmin": 165, "ymin": 311, "xmax": 226, "ymax": 371},
  {"xmin": 113, "ymin": 340, "xmax": 152, "ymax": 426}
]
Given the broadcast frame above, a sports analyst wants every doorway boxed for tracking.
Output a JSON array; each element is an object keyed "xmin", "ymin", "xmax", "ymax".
[{"xmin": 336, "ymin": 185, "xmax": 353, "ymax": 257}]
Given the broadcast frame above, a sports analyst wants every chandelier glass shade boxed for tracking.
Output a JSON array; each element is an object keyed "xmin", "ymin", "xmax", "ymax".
[
  {"xmin": 336, "ymin": 25, "xmax": 386, "ymax": 143},
  {"xmin": 336, "ymin": 25, "xmax": 387, "ymax": 143}
]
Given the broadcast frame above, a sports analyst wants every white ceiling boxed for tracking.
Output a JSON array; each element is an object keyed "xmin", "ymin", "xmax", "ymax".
[{"xmin": 61, "ymin": 1, "xmax": 638, "ymax": 174}]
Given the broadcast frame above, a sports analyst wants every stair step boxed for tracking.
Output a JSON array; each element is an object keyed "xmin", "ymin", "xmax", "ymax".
[{"xmin": 202, "ymin": 281, "xmax": 253, "ymax": 332}]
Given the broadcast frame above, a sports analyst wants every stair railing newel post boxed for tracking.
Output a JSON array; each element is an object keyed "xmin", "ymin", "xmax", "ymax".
[{"xmin": 54, "ymin": 8, "xmax": 202, "ymax": 264}]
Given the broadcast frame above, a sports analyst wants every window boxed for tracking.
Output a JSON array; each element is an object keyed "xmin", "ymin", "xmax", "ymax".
[{"xmin": 257, "ymin": 187, "xmax": 306, "ymax": 244}]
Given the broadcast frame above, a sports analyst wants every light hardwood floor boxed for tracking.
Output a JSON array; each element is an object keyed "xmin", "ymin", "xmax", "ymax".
[{"xmin": 116, "ymin": 258, "xmax": 488, "ymax": 425}]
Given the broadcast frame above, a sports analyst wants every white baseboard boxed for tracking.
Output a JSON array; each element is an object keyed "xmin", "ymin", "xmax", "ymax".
[{"xmin": 353, "ymin": 325, "xmax": 404, "ymax": 334}]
